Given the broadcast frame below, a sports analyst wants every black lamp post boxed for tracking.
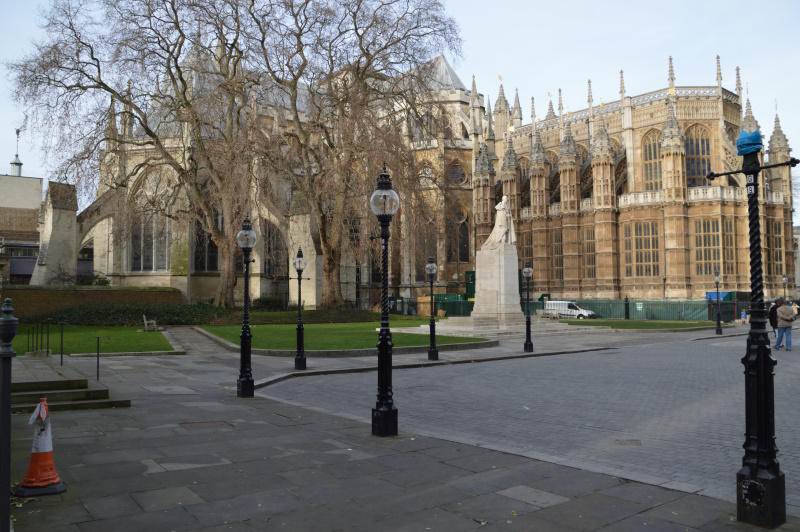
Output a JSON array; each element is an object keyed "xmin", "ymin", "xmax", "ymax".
[
  {"xmin": 714, "ymin": 265, "xmax": 722, "ymax": 336},
  {"xmin": 293, "ymin": 247, "xmax": 307, "ymax": 370},
  {"xmin": 369, "ymin": 163, "xmax": 400, "ymax": 437},
  {"xmin": 782, "ymin": 274, "xmax": 788, "ymax": 300},
  {"xmin": 425, "ymin": 256, "xmax": 438, "ymax": 361},
  {"xmin": 523, "ymin": 260, "xmax": 533, "ymax": 352},
  {"xmin": 1, "ymin": 299, "xmax": 19, "ymax": 532},
  {"xmin": 708, "ymin": 149, "xmax": 799, "ymax": 528},
  {"xmin": 236, "ymin": 216, "xmax": 257, "ymax": 398}
]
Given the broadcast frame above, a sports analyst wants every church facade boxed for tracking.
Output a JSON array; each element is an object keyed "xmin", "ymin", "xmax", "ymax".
[{"xmin": 400, "ymin": 56, "xmax": 794, "ymax": 302}]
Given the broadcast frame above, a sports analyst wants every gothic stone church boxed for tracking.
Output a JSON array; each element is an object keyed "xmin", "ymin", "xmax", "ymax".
[{"xmin": 405, "ymin": 56, "xmax": 794, "ymax": 302}]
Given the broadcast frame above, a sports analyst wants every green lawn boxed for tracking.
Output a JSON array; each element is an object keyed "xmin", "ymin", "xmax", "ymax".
[
  {"xmin": 560, "ymin": 319, "xmax": 716, "ymax": 329},
  {"xmin": 209, "ymin": 309, "xmax": 437, "ymax": 326},
  {"xmin": 201, "ymin": 322, "xmax": 485, "ymax": 350},
  {"xmin": 11, "ymin": 325, "xmax": 174, "ymax": 355}
]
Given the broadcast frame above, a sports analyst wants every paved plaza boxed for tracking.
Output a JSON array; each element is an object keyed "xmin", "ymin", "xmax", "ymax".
[{"xmin": 7, "ymin": 324, "xmax": 800, "ymax": 531}]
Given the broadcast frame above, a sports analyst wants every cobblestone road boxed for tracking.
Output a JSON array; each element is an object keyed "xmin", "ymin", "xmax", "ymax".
[{"xmin": 261, "ymin": 335, "xmax": 800, "ymax": 516}]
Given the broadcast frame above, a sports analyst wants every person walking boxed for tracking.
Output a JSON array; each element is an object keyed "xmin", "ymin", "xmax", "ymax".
[
  {"xmin": 774, "ymin": 297, "xmax": 795, "ymax": 351},
  {"xmin": 768, "ymin": 301, "xmax": 778, "ymax": 337}
]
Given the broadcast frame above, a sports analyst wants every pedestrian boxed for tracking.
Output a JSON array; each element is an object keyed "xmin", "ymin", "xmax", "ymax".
[
  {"xmin": 774, "ymin": 297, "xmax": 795, "ymax": 351},
  {"xmin": 741, "ymin": 310, "xmax": 747, "ymax": 324},
  {"xmin": 768, "ymin": 301, "xmax": 778, "ymax": 337}
]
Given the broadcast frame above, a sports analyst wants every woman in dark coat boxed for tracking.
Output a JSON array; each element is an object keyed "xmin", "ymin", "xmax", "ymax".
[{"xmin": 768, "ymin": 302, "xmax": 778, "ymax": 337}]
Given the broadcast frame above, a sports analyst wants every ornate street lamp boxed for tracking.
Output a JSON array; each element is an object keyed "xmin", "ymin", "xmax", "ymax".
[
  {"xmin": 369, "ymin": 163, "xmax": 400, "ymax": 437},
  {"xmin": 1, "ymin": 299, "xmax": 19, "ymax": 532},
  {"xmin": 293, "ymin": 247, "xmax": 307, "ymax": 370},
  {"xmin": 523, "ymin": 261, "xmax": 533, "ymax": 352},
  {"xmin": 782, "ymin": 274, "xmax": 788, "ymax": 300},
  {"xmin": 714, "ymin": 265, "xmax": 722, "ymax": 336},
  {"xmin": 708, "ymin": 138, "xmax": 799, "ymax": 527},
  {"xmin": 425, "ymin": 256, "xmax": 438, "ymax": 361},
  {"xmin": 236, "ymin": 216, "xmax": 257, "ymax": 398}
]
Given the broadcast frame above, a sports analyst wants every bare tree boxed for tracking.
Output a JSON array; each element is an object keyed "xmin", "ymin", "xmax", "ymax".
[{"xmin": 10, "ymin": 0, "xmax": 460, "ymax": 308}]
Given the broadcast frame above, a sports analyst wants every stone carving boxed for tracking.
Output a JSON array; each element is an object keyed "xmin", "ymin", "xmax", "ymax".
[{"xmin": 482, "ymin": 196, "xmax": 516, "ymax": 249}]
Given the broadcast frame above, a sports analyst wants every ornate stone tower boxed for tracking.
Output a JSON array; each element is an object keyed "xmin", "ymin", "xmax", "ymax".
[
  {"xmin": 559, "ymin": 122, "xmax": 580, "ymax": 297},
  {"xmin": 500, "ymin": 132, "xmax": 520, "ymax": 219},
  {"xmin": 591, "ymin": 116, "xmax": 619, "ymax": 298}
]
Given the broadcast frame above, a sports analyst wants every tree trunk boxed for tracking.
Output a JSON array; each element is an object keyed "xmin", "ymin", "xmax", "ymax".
[
  {"xmin": 320, "ymin": 237, "xmax": 345, "ymax": 309},
  {"xmin": 213, "ymin": 239, "xmax": 237, "ymax": 308}
]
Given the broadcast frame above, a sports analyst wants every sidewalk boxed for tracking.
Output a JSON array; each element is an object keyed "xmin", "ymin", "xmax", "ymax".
[{"xmin": 9, "ymin": 325, "xmax": 799, "ymax": 531}]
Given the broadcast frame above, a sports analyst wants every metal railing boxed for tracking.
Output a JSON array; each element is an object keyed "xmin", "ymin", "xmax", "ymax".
[{"xmin": 56, "ymin": 322, "xmax": 109, "ymax": 381}]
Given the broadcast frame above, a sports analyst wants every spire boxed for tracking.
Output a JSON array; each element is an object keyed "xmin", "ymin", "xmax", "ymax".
[
  {"xmin": 558, "ymin": 88, "xmax": 563, "ymax": 115},
  {"xmin": 530, "ymin": 97, "xmax": 536, "ymax": 125},
  {"xmin": 620, "ymin": 70, "xmax": 626, "ymax": 98},
  {"xmin": 668, "ymin": 57, "xmax": 675, "ymax": 89},
  {"xmin": 741, "ymin": 98, "xmax": 760, "ymax": 133},
  {"xmin": 591, "ymin": 116, "xmax": 613, "ymax": 157},
  {"xmin": 121, "ymin": 80, "xmax": 134, "ymax": 137},
  {"xmin": 559, "ymin": 122, "xmax": 578, "ymax": 158},
  {"xmin": 512, "ymin": 88, "xmax": 522, "ymax": 123},
  {"xmin": 531, "ymin": 128, "xmax": 546, "ymax": 164},
  {"xmin": 470, "ymin": 75, "xmax": 478, "ymax": 107},
  {"xmin": 769, "ymin": 113, "xmax": 790, "ymax": 153},
  {"xmin": 105, "ymin": 97, "xmax": 118, "ymax": 139},
  {"xmin": 661, "ymin": 99, "xmax": 683, "ymax": 147},
  {"xmin": 545, "ymin": 99, "xmax": 556, "ymax": 120},
  {"xmin": 587, "ymin": 79, "xmax": 593, "ymax": 105},
  {"xmin": 475, "ymin": 142, "xmax": 492, "ymax": 175},
  {"xmin": 736, "ymin": 67, "xmax": 742, "ymax": 95},
  {"xmin": 10, "ymin": 129, "xmax": 22, "ymax": 176},
  {"xmin": 716, "ymin": 55, "xmax": 722, "ymax": 84},
  {"xmin": 502, "ymin": 131, "xmax": 520, "ymax": 170},
  {"xmin": 495, "ymin": 84, "xmax": 508, "ymax": 112},
  {"xmin": 486, "ymin": 100, "xmax": 495, "ymax": 140}
]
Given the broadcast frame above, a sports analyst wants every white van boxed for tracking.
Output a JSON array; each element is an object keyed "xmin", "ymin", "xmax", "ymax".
[{"xmin": 544, "ymin": 300, "xmax": 596, "ymax": 319}]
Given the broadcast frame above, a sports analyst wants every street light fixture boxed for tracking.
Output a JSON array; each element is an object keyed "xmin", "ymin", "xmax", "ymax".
[
  {"xmin": 370, "ymin": 163, "xmax": 400, "ymax": 437},
  {"xmin": 425, "ymin": 256, "xmax": 438, "ymax": 361},
  {"xmin": 293, "ymin": 247, "xmax": 307, "ymax": 370},
  {"xmin": 522, "ymin": 260, "xmax": 533, "ymax": 352},
  {"xmin": 708, "ymin": 141, "xmax": 799, "ymax": 527},
  {"xmin": 714, "ymin": 265, "xmax": 722, "ymax": 336},
  {"xmin": 236, "ymin": 216, "xmax": 257, "ymax": 398},
  {"xmin": 782, "ymin": 274, "xmax": 788, "ymax": 300}
]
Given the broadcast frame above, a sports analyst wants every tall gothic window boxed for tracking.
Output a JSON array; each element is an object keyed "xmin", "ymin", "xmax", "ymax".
[
  {"xmin": 685, "ymin": 126, "xmax": 711, "ymax": 187},
  {"xmin": 634, "ymin": 221, "xmax": 659, "ymax": 277},
  {"xmin": 415, "ymin": 218, "xmax": 437, "ymax": 282},
  {"xmin": 623, "ymin": 224, "xmax": 632, "ymax": 277},
  {"xmin": 694, "ymin": 218, "xmax": 720, "ymax": 275},
  {"xmin": 194, "ymin": 217, "xmax": 220, "ymax": 272},
  {"xmin": 552, "ymin": 230, "xmax": 563, "ymax": 281},
  {"xmin": 643, "ymin": 130, "xmax": 662, "ymax": 191},
  {"xmin": 723, "ymin": 219, "xmax": 736, "ymax": 276},
  {"xmin": 447, "ymin": 211, "xmax": 470, "ymax": 264},
  {"xmin": 523, "ymin": 233, "xmax": 533, "ymax": 265},
  {"xmin": 764, "ymin": 220, "xmax": 783, "ymax": 276},
  {"xmin": 130, "ymin": 213, "xmax": 169, "ymax": 272},
  {"xmin": 263, "ymin": 220, "xmax": 288, "ymax": 277},
  {"xmin": 582, "ymin": 228, "xmax": 596, "ymax": 279}
]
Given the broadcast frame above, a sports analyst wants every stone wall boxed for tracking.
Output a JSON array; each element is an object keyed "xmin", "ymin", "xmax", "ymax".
[{"xmin": 0, "ymin": 286, "xmax": 181, "ymax": 318}]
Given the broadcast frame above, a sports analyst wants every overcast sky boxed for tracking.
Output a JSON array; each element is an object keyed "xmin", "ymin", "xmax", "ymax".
[{"xmin": 2, "ymin": 0, "xmax": 798, "ymax": 215}]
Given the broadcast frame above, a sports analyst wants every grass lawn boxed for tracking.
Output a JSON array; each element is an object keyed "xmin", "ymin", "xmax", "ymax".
[
  {"xmin": 12, "ymin": 325, "xmax": 174, "ymax": 355},
  {"xmin": 560, "ymin": 319, "xmax": 716, "ymax": 329},
  {"xmin": 201, "ymin": 322, "xmax": 485, "ymax": 350},
  {"xmin": 209, "ymin": 309, "xmax": 436, "ymax": 326}
]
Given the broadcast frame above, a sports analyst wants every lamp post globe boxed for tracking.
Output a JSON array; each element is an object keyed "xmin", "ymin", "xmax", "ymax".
[
  {"xmin": 425, "ymin": 256, "xmax": 438, "ymax": 361},
  {"xmin": 236, "ymin": 216, "xmax": 257, "ymax": 398},
  {"xmin": 782, "ymin": 274, "xmax": 788, "ymax": 300},
  {"xmin": 714, "ymin": 266, "xmax": 722, "ymax": 336},
  {"xmin": 522, "ymin": 261, "xmax": 533, "ymax": 352},
  {"xmin": 294, "ymin": 247, "xmax": 307, "ymax": 370},
  {"xmin": 371, "ymin": 163, "xmax": 399, "ymax": 437}
]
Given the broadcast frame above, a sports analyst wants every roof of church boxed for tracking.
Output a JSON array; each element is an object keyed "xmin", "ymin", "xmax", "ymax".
[{"xmin": 426, "ymin": 55, "xmax": 467, "ymax": 92}]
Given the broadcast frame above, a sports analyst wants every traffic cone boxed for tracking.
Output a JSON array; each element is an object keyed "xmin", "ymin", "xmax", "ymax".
[{"xmin": 14, "ymin": 398, "xmax": 67, "ymax": 496}]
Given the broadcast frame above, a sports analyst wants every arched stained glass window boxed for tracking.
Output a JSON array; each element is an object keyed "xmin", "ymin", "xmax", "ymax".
[
  {"xmin": 642, "ymin": 130, "xmax": 662, "ymax": 191},
  {"xmin": 685, "ymin": 126, "xmax": 711, "ymax": 187}
]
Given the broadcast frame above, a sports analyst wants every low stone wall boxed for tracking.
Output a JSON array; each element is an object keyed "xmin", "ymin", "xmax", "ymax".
[{"xmin": 0, "ymin": 285, "xmax": 181, "ymax": 317}]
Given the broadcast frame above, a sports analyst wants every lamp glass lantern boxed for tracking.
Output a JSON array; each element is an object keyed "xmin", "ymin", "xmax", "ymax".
[
  {"xmin": 293, "ymin": 252, "xmax": 307, "ymax": 273},
  {"xmin": 425, "ymin": 259, "xmax": 437, "ymax": 278},
  {"xmin": 236, "ymin": 224, "xmax": 257, "ymax": 249},
  {"xmin": 523, "ymin": 265, "xmax": 533, "ymax": 279},
  {"xmin": 369, "ymin": 188, "xmax": 400, "ymax": 217}
]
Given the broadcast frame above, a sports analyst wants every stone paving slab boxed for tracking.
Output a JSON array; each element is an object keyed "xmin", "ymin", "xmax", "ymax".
[{"xmin": 6, "ymin": 325, "xmax": 800, "ymax": 531}]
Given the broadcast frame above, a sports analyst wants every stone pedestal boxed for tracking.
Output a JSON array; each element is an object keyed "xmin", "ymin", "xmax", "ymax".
[{"xmin": 471, "ymin": 243, "xmax": 524, "ymax": 327}]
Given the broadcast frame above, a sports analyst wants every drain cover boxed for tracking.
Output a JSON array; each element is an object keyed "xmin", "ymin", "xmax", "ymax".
[
  {"xmin": 615, "ymin": 439, "xmax": 642, "ymax": 446},
  {"xmin": 180, "ymin": 421, "xmax": 232, "ymax": 430}
]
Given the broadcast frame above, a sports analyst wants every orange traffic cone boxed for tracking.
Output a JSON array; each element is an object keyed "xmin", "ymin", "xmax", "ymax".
[{"xmin": 14, "ymin": 398, "xmax": 67, "ymax": 496}]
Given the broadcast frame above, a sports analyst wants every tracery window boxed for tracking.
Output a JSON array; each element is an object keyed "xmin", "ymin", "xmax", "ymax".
[
  {"xmin": 623, "ymin": 224, "xmax": 632, "ymax": 277},
  {"xmin": 685, "ymin": 126, "xmax": 711, "ymax": 187},
  {"xmin": 642, "ymin": 130, "xmax": 662, "ymax": 191},
  {"xmin": 552, "ymin": 230, "xmax": 563, "ymax": 281},
  {"xmin": 723, "ymin": 219, "xmax": 736, "ymax": 276},
  {"xmin": 694, "ymin": 218, "xmax": 720, "ymax": 276},
  {"xmin": 131, "ymin": 213, "xmax": 169, "ymax": 272},
  {"xmin": 448, "ymin": 162, "xmax": 467, "ymax": 185},
  {"xmin": 447, "ymin": 210, "xmax": 470, "ymax": 264},
  {"xmin": 582, "ymin": 228, "xmax": 596, "ymax": 279},
  {"xmin": 634, "ymin": 221, "xmax": 659, "ymax": 277},
  {"xmin": 764, "ymin": 220, "xmax": 783, "ymax": 276},
  {"xmin": 415, "ymin": 217, "xmax": 437, "ymax": 282},
  {"xmin": 523, "ymin": 232, "xmax": 533, "ymax": 265},
  {"xmin": 263, "ymin": 220, "xmax": 288, "ymax": 277},
  {"xmin": 193, "ymin": 218, "xmax": 220, "ymax": 272}
]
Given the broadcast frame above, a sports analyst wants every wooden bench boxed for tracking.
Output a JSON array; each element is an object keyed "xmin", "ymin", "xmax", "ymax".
[{"xmin": 143, "ymin": 315, "xmax": 158, "ymax": 332}]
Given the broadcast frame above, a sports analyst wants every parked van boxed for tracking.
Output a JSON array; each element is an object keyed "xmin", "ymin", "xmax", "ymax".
[{"xmin": 544, "ymin": 300, "xmax": 596, "ymax": 319}]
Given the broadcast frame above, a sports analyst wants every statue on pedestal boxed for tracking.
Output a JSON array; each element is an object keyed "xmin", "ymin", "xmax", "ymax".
[{"xmin": 482, "ymin": 195, "xmax": 516, "ymax": 249}]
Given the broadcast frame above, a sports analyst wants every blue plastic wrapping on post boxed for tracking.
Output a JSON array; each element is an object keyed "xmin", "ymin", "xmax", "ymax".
[{"xmin": 737, "ymin": 129, "xmax": 762, "ymax": 156}]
